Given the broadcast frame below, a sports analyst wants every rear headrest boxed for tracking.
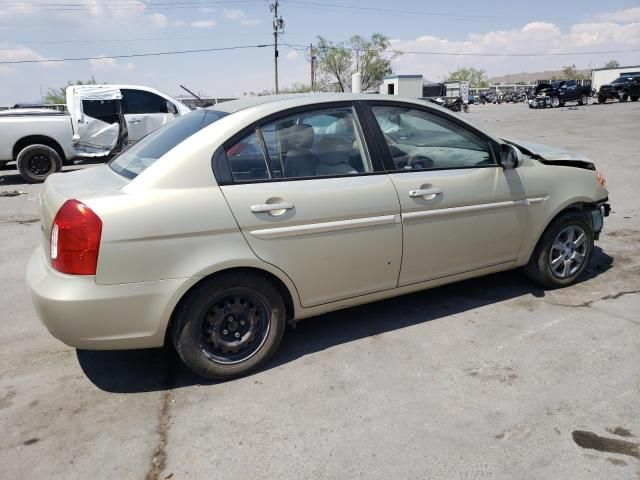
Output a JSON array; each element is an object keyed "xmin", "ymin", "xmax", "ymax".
[
  {"xmin": 317, "ymin": 137, "xmax": 351, "ymax": 165},
  {"xmin": 285, "ymin": 124, "xmax": 314, "ymax": 149}
]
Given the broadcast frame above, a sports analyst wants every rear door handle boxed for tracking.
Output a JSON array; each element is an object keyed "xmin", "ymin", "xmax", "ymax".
[
  {"xmin": 129, "ymin": 118, "xmax": 141, "ymax": 124},
  {"xmin": 409, "ymin": 188, "xmax": 442, "ymax": 199},
  {"xmin": 250, "ymin": 202, "xmax": 295, "ymax": 214}
]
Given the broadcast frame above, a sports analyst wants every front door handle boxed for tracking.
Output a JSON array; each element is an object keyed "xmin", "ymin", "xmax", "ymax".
[
  {"xmin": 250, "ymin": 202, "xmax": 295, "ymax": 214},
  {"xmin": 409, "ymin": 188, "xmax": 442, "ymax": 200}
]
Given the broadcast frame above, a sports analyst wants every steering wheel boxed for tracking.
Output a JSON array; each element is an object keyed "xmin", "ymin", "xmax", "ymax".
[{"xmin": 408, "ymin": 154, "xmax": 434, "ymax": 170}]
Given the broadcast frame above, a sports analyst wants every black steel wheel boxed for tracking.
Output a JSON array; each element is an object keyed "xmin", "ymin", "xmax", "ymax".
[
  {"xmin": 172, "ymin": 272, "xmax": 286, "ymax": 380},
  {"xmin": 16, "ymin": 144, "xmax": 62, "ymax": 183}
]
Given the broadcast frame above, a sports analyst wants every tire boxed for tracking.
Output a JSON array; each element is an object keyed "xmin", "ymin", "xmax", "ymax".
[
  {"xmin": 16, "ymin": 144, "xmax": 62, "ymax": 183},
  {"xmin": 630, "ymin": 96, "xmax": 638, "ymax": 102},
  {"xmin": 598, "ymin": 96, "xmax": 606, "ymax": 104},
  {"xmin": 579, "ymin": 94, "xmax": 588, "ymax": 105},
  {"xmin": 619, "ymin": 92, "xmax": 629, "ymax": 102},
  {"xmin": 524, "ymin": 211, "xmax": 594, "ymax": 289},
  {"xmin": 172, "ymin": 272, "xmax": 287, "ymax": 380},
  {"xmin": 550, "ymin": 96, "xmax": 560, "ymax": 108}
]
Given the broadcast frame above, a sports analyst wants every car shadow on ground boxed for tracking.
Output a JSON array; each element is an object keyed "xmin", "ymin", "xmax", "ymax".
[{"xmin": 76, "ymin": 246, "xmax": 613, "ymax": 394}]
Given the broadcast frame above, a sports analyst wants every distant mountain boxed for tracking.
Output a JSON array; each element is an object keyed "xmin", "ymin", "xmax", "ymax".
[{"xmin": 488, "ymin": 69, "xmax": 590, "ymax": 84}]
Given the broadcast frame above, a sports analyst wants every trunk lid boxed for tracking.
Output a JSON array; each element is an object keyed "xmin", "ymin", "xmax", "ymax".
[{"xmin": 39, "ymin": 165, "xmax": 129, "ymax": 264}]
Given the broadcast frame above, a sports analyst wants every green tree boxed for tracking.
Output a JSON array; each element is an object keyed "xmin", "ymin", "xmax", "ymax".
[
  {"xmin": 603, "ymin": 59, "xmax": 620, "ymax": 69},
  {"xmin": 559, "ymin": 65, "xmax": 588, "ymax": 81},
  {"xmin": 315, "ymin": 33, "xmax": 400, "ymax": 92},
  {"xmin": 446, "ymin": 67, "xmax": 489, "ymax": 87},
  {"xmin": 44, "ymin": 76, "xmax": 100, "ymax": 104}
]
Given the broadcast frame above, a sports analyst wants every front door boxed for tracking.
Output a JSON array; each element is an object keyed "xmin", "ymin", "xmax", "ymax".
[
  {"xmin": 121, "ymin": 89, "xmax": 177, "ymax": 142},
  {"xmin": 367, "ymin": 102, "xmax": 528, "ymax": 286},
  {"xmin": 219, "ymin": 104, "xmax": 402, "ymax": 307}
]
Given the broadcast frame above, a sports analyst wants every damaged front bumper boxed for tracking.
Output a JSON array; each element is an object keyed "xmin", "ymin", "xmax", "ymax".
[{"xmin": 591, "ymin": 200, "xmax": 611, "ymax": 240}]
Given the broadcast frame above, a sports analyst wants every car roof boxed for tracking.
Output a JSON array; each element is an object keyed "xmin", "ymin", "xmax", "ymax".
[{"xmin": 207, "ymin": 93, "xmax": 441, "ymax": 115}]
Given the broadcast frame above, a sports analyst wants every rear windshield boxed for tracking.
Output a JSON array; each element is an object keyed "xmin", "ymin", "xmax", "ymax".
[{"xmin": 109, "ymin": 109, "xmax": 227, "ymax": 179}]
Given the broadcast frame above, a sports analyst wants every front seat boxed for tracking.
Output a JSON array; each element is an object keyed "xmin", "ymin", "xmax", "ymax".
[
  {"xmin": 316, "ymin": 137, "xmax": 358, "ymax": 176},
  {"xmin": 283, "ymin": 124, "xmax": 317, "ymax": 178}
]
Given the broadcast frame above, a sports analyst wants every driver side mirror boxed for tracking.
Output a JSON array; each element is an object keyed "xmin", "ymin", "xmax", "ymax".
[
  {"xmin": 499, "ymin": 143, "xmax": 520, "ymax": 169},
  {"xmin": 165, "ymin": 100, "xmax": 178, "ymax": 115}
]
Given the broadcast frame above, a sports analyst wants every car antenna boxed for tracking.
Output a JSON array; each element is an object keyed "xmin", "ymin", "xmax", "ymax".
[{"xmin": 179, "ymin": 84, "xmax": 206, "ymax": 108}]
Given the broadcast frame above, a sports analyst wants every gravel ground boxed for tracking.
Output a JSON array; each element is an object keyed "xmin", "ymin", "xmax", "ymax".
[{"xmin": 1, "ymin": 100, "xmax": 639, "ymax": 480}]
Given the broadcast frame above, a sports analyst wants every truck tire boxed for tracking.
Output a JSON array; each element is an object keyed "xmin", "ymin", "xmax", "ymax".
[
  {"xmin": 598, "ymin": 96, "xmax": 606, "ymax": 104},
  {"xmin": 551, "ymin": 96, "xmax": 560, "ymax": 108},
  {"xmin": 16, "ymin": 144, "xmax": 62, "ymax": 184},
  {"xmin": 579, "ymin": 94, "xmax": 588, "ymax": 105},
  {"xmin": 630, "ymin": 96, "xmax": 639, "ymax": 102},
  {"xmin": 619, "ymin": 92, "xmax": 629, "ymax": 102}
]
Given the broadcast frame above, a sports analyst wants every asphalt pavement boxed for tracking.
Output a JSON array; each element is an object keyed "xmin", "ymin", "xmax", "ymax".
[{"xmin": 1, "ymin": 100, "xmax": 639, "ymax": 479}]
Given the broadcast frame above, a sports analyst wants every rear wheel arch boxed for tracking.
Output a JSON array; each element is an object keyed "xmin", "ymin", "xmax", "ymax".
[
  {"xmin": 13, "ymin": 135, "xmax": 66, "ymax": 163},
  {"xmin": 164, "ymin": 267, "xmax": 296, "ymax": 346}
]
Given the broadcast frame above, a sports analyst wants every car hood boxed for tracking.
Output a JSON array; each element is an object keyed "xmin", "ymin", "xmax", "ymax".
[{"xmin": 502, "ymin": 138, "xmax": 595, "ymax": 167}]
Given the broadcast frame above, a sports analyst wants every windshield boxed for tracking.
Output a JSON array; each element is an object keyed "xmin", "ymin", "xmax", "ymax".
[
  {"xmin": 612, "ymin": 77, "xmax": 631, "ymax": 84},
  {"xmin": 109, "ymin": 109, "xmax": 227, "ymax": 179}
]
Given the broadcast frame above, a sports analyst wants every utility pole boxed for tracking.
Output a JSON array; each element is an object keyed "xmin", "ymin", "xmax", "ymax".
[
  {"xmin": 310, "ymin": 43, "xmax": 315, "ymax": 92},
  {"xmin": 270, "ymin": 1, "xmax": 284, "ymax": 94}
]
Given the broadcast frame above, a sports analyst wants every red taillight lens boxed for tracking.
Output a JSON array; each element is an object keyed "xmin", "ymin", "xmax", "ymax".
[{"xmin": 51, "ymin": 200, "xmax": 102, "ymax": 275}]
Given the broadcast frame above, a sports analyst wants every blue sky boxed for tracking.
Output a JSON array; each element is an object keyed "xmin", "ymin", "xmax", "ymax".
[{"xmin": 1, "ymin": 0, "xmax": 639, "ymax": 103}]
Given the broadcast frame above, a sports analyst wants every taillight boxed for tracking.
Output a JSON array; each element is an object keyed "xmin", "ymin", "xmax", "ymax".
[{"xmin": 50, "ymin": 200, "xmax": 102, "ymax": 275}]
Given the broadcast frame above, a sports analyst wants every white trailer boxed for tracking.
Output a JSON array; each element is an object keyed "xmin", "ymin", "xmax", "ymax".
[{"xmin": 591, "ymin": 65, "xmax": 640, "ymax": 92}]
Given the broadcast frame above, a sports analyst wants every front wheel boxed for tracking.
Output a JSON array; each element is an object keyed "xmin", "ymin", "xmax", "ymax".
[
  {"xmin": 619, "ymin": 92, "xmax": 629, "ymax": 102},
  {"xmin": 630, "ymin": 96, "xmax": 639, "ymax": 102},
  {"xmin": 598, "ymin": 96, "xmax": 606, "ymax": 104},
  {"xmin": 550, "ymin": 96, "xmax": 560, "ymax": 108},
  {"xmin": 524, "ymin": 211, "xmax": 594, "ymax": 288},
  {"xmin": 16, "ymin": 144, "xmax": 62, "ymax": 183},
  {"xmin": 172, "ymin": 273, "xmax": 286, "ymax": 380}
]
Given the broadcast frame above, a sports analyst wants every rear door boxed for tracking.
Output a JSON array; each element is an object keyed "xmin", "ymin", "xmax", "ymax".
[
  {"xmin": 121, "ymin": 88, "xmax": 178, "ymax": 142},
  {"xmin": 364, "ymin": 101, "xmax": 528, "ymax": 286},
  {"xmin": 218, "ymin": 102, "xmax": 403, "ymax": 308},
  {"xmin": 66, "ymin": 85, "xmax": 123, "ymax": 155}
]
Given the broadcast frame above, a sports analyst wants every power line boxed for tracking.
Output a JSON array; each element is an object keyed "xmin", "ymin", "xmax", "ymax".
[
  {"xmin": 0, "ymin": 44, "xmax": 271, "ymax": 64},
  {"xmin": 2, "ymin": 42, "xmax": 638, "ymax": 65}
]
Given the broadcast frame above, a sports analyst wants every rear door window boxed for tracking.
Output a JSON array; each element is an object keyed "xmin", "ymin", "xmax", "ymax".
[{"xmin": 82, "ymin": 99, "xmax": 119, "ymax": 124}]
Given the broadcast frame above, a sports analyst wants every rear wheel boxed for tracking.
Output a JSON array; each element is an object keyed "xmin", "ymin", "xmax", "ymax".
[
  {"xmin": 524, "ymin": 211, "xmax": 594, "ymax": 288},
  {"xmin": 579, "ymin": 94, "xmax": 588, "ymax": 105},
  {"xmin": 172, "ymin": 273, "xmax": 286, "ymax": 380},
  {"xmin": 16, "ymin": 144, "xmax": 62, "ymax": 183}
]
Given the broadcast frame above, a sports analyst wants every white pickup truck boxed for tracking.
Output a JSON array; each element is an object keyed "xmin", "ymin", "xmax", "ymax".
[{"xmin": 0, "ymin": 84, "xmax": 191, "ymax": 183}]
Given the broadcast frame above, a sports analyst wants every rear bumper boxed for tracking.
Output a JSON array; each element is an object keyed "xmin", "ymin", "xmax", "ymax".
[{"xmin": 27, "ymin": 247, "xmax": 195, "ymax": 350}]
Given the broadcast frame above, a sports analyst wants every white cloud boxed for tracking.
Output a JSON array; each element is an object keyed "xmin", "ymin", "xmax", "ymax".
[
  {"xmin": 223, "ymin": 8, "xmax": 261, "ymax": 26},
  {"xmin": 191, "ymin": 19, "xmax": 217, "ymax": 28},
  {"xmin": 287, "ymin": 51, "xmax": 300, "ymax": 61},
  {"xmin": 149, "ymin": 12, "xmax": 168, "ymax": 28},
  {"xmin": 390, "ymin": 19, "xmax": 640, "ymax": 81},
  {"xmin": 594, "ymin": 7, "xmax": 640, "ymax": 23},
  {"xmin": 0, "ymin": 43, "xmax": 58, "ymax": 75},
  {"xmin": 89, "ymin": 55, "xmax": 135, "ymax": 72}
]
